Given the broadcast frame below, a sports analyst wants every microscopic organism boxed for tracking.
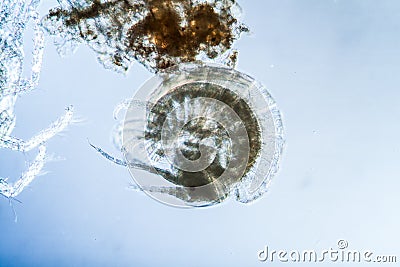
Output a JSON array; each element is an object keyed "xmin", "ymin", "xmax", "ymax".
[
  {"xmin": 123, "ymin": 63, "xmax": 283, "ymax": 206},
  {"xmin": 0, "ymin": 0, "xmax": 74, "ymax": 202},
  {"xmin": 42, "ymin": 0, "xmax": 248, "ymax": 73},
  {"xmin": 92, "ymin": 62, "xmax": 283, "ymax": 207},
  {"xmin": 43, "ymin": 0, "xmax": 284, "ymax": 207}
]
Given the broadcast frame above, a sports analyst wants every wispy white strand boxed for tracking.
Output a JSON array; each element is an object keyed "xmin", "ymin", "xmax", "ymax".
[{"xmin": 0, "ymin": 0, "xmax": 74, "ymax": 199}]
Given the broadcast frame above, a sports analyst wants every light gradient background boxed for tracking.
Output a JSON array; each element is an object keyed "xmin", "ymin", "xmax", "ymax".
[{"xmin": 1, "ymin": 0, "xmax": 400, "ymax": 266}]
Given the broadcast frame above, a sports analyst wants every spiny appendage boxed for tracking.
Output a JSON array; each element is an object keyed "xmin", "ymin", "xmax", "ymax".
[
  {"xmin": 0, "ymin": 145, "xmax": 46, "ymax": 199},
  {"xmin": 0, "ymin": 106, "xmax": 74, "ymax": 152},
  {"xmin": 88, "ymin": 140, "xmax": 173, "ymax": 177},
  {"xmin": 88, "ymin": 140, "xmax": 128, "ymax": 167},
  {"xmin": 0, "ymin": 108, "xmax": 74, "ymax": 199}
]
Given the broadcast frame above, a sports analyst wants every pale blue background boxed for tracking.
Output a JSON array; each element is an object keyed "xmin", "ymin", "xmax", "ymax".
[{"xmin": 1, "ymin": 0, "xmax": 399, "ymax": 266}]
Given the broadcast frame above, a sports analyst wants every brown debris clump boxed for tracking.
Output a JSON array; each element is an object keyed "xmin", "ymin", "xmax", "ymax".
[{"xmin": 42, "ymin": 0, "xmax": 248, "ymax": 73}]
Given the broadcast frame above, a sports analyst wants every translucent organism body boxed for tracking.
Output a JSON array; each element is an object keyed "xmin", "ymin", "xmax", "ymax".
[
  {"xmin": 0, "ymin": 0, "xmax": 74, "ymax": 200},
  {"xmin": 42, "ymin": 0, "xmax": 284, "ymax": 206},
  {"xmin": 42, "ymin": 0, "xmax": 248, "ymax": 73},
  {"xmin": 92, "ymin": 62, "xmax": 284, "ymax": 207}
]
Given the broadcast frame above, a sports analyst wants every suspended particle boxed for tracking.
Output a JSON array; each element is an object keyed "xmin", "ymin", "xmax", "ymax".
[
  {"xmin": 121, "ymin": 62, "xmax": 284, "ymax": 207},
  {"xmin": 41, "ymin": 0, "xmax": 249, "ymax": 73}
]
